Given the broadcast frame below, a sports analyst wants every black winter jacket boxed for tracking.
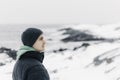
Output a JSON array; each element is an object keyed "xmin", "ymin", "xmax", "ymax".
[{"xmin": 12, "ymin": 51, "xmax": 50, "ymax": 80}]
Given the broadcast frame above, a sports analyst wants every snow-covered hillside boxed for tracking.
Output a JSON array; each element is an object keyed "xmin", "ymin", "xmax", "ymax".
[{"xmin": 1, "ymin": 24, "xmax": 120, "ymax": 80}]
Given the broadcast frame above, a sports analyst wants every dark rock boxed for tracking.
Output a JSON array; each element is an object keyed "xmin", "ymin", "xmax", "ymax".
[
  {"xmin": 73, "ymin": 47, "xmax": 79, "ymax": 51},
  {"xmin": 73, "ymin": 43, "xmax": 90, "ymax": 51},
  {"xmin": 59, "ymin": 28, "xmax": 106, "ymax": 42},
  {"xmin": 106, "ymin": 58, "xmax": 113, "ymax": 64},
  {"xmin": 93, "ymin": 56, "xmax": 113, "ymax": 66},
  {"xmin": 6, "ymin": 50, "xmax": 17, "ymax": 60},
  {"xmin": 58, "ymin": 27, "xmax": 72, "ymax": 31},
  {"xmin": 48, "ymin": 38, "xmax": 52, "ymax": 41},
  {"xmin": 0, "ymin": 47, "xmax": 17, "ymax": 60},
  {"xmin": 58, "ymin": 48, "xmax": 68, "ymax": 52},
  {"xmin": 81, "ymin": 43, "xmax": 90, "ymax": 47},
  {"xmin": 73, "ymin": 46, "xmax": 82, "ymax": 51},
  {"xmin": 67, "ymin": 56, "xmax": 72, "ymax": 60},
  {"xmin": 0, "ymin": 63, "xmax": 5, "ymax": 66},
  {"xmin": 52, "ymin": 69, "xmax": 58, "ymax": 73},
  {"xmin": 93, "ymin": 48, "xmax": 117, "ymax": 66},
  {"xmin": 53, "ymin": 48, "xmax": 68, "ymax": 53},
  {"xmin": 93, "ymin": 56, "xmax": 104, "ymax": 66},
  {"xmin": 53, "ymin": 50, "xmax": 57, "ymax": 53}
]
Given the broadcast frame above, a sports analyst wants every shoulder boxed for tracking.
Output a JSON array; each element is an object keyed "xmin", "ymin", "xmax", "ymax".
[
  {"xmin": 18, "ymin": 58, "xmax": 43, "ymax": 67},
  {"xmin": 13, "ymin": 58, "xmax": 45, "ymax": 74}
]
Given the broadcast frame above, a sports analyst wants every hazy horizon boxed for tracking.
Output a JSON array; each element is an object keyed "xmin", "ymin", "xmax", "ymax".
[{"xmin": 0, "ymin": 0, "xmax": 120, "ymax": 25}]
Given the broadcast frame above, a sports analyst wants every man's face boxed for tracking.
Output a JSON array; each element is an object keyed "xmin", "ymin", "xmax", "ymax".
[{"xmin": 32, "ymin": 35, "xmax": 45, "ymax": 52}]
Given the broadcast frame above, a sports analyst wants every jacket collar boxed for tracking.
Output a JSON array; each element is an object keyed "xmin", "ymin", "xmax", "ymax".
[
  {"xmin": 19, "ymin": 51, "xmax": 44, "ymax": 63},
  {"xmin": 17, "ymin": 45, "xmax": 36, "ymax": 60}
]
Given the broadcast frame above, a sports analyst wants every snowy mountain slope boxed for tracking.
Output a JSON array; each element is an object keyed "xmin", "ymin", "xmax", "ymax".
[
  {"xmin": 0, "ymin": 24, "xmax": 120, "ymax": 80},
  {"xmin": 67, "ymin": 24, "xmax": 120, "ymax": 39},
  {"xmin": 44, "ymin": 24, "xmax": 120, "ymax": 80},
  {"xmin": 44, "ymin": 42, "xmax": 120, "ymax": 80}
]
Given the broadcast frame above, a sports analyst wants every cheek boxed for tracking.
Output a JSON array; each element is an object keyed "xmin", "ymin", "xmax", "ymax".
[
  {"xmin": 33, "ymin": 40, "xmax": 44, "ymax": 51},
  {"xmin": 38, "ymin": 41, "xmax": 44, "ymax": 47},
  {"xmin": 37, "ymin": 41, "xmax": 42, "ymax": 46}
]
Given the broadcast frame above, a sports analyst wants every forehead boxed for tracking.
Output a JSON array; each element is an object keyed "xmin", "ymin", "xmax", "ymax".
[{"xmin": 38, "ymin": 35, "xmax": 43, "ymax": 38}]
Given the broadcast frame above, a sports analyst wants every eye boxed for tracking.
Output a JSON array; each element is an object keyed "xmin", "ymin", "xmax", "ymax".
[{"xmin": 39, "ymin": 37, "xmax": 43, "ymax": 40}]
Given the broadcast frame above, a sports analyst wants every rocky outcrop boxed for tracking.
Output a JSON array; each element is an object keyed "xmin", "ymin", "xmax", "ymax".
[
  {"xmin": 59, "ymin": 28, "xmax": 106, "ymax": 42},
  {"xmin": 0, "ymin": 47, "xmax": 17, "ymax": 60},
  {"xmin": 86, "ymin": 48, "xmax": 120, "ymax": 68}
]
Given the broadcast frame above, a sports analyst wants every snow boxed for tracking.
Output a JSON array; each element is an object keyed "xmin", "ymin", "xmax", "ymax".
[
  {"xmin": 44, "ymin": 41, "xmax": 120, "ymax": 80},
  {"xmin": 1, "ymin": 24, "xmax": 120, "ymax": 80},
  {"xmin": 0, "ymin": 61, "xmax": 15, "ymax": 80},
  {"xmin": 69, "ymin": 24, "xmax": 120, "ymax": 39}
]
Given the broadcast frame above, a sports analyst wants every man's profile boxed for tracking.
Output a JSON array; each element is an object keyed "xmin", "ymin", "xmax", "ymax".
[{"xmin": 12, "ymin": 28, "xmax": 50, "ymax": 80}]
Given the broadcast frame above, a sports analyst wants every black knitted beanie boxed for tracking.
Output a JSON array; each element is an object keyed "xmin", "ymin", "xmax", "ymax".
[{"xmin": 21, "ymin": 28, "xmax": 43, "ymax": 47}]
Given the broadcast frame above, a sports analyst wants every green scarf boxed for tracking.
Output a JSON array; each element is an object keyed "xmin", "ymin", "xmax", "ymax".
[{"xmin": 17, "ymin": 45, "xmax": 36, "ymax": 60}]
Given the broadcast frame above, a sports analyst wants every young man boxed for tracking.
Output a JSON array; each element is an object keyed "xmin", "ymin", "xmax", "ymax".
[{"xmin": 12, "ymin": 28, "xmax": 50, "ymax": 80}]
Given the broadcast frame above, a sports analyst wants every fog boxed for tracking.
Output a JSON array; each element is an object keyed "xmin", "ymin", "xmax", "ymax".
[{"xmin": 0, "ymin": 0, "xmax": 120, "ymax": 24}]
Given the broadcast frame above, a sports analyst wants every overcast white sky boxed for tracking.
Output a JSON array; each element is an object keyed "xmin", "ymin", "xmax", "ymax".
[{"xmin": 0, "ymin": 0, "xmax": 120, "ymax": 24}]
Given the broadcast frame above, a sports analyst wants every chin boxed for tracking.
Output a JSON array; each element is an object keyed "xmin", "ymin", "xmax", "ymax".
[{"xmin": 39, "ymin": 48, "xmax": 44, "ymax": 52}]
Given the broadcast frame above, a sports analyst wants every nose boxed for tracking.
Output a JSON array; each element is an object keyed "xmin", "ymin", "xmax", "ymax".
[{"xmin": 43, "ymin": 40, "xmax": 45, "ymax": 45}]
